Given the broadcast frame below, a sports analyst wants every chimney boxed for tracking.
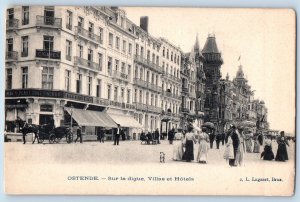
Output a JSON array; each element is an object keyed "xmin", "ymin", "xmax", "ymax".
[{"xmin": 140, "ymin": 16, "xmax": 148, "ymax": 32}]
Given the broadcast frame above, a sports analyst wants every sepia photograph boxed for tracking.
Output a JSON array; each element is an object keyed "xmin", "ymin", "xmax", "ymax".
[{"xmin": 3, "ymin": 6, "xmax": 296, "ymax": 195}]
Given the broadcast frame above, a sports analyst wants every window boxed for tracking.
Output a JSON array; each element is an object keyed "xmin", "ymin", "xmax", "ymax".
[
  {"xmin": 152, "ymin": 53, "xmax": 155, "ymax": 63},
  {"xmin": 151, "ymin": 73, "xmax": 154, "ymax": 84},
  {"xmin": 43, "ymin": 36, "xmax": 53, "ymax": 51},
  {"xmin": 115, "ymin": 59, "xmax": 119, "ymax": 71},
  {"xmin": 22, "ymin": 67, "xmax": 28, "ymax": 88},
  {"xmin": 128, "ymin": 65, "xmax": 131, "ymax": 77},
  {"xmin": 139, "ymin": 90, "xmax": 143, "ymax": 103},
  {"xmin": 114, "ymin": 86, "xmax": 118, "ymax": 101},
  {"xmin": 150, "ymin": 94, "xmax": 154, "ymax": 106},
  {"xmin": 76, "ymin": 73, "xmax": 82, "ymax": 93},
  {"xmin": 6, "ymin": 68, "xmax": 12, "ymax": 90},
  {"xmin": 40, "ymin": 104, "xmax": 53, "ymax": 112},
  {"xmin": 87, "ymin": 76, "xmax": 92, "ymax": 95},
  {"xmin": 135, "ymin": 44, "xmax": 139, "ymax": 55},
  {"xmin": 128, "ymin": 43, "xmax": 132, "ymax": 55},
  {"xmin": 7, "ymin": 8, "xmax": 14, "ymax": 20},
  {"xmin": 98, "ymin": 53, "xmax": 103, "ymax": 71},
  {"xmin": 65, "ymin": 70, "xmax": 70, "ymax": 91},
  {"xmin": 163, "ymin": 47, "xmax": 165, "ymax": 57},
  {"xmin": 146, "ymin": 92, "xmax": 149, "ymax": 105},
  {"xmin": 147, "ymin": 50, "xmax": 150, "ymax": 61},
  {"xmin": 120, "ymin": 16, "xmax": 124, "ymax": 28},
  {"xmin": 78, "ymin": 16, "xmax": 84, "ymax": 28},
  {"xmin": 87, "ymin": 49, "xmax": 93, "ymax": 62},
  {"xmin": 127, "ymin": 89, "xmax": 131, "ymax": 103},
  {"xmin": 134, "ymin": 89, "xmax": 137, "ymax": 102},
  {"xmin": 167, "ymin": 49, "xmax": 169, "ymax": 59},
  {"xmin": 121, "ymin": 62, "xmax": 125, "ymax": 73},
  {"xmin": 155, "ymin": 75, "xmax": 158, "ymax": 85},
  {"xmin": 78, "ymin": 44, "xmax": 83, "ymax": 58},
  {"xmin": 22, "ymin": 6, "xmax": 29, "ymax": 25},
  {"xmin": 66, "ymin": 10, "xmax": 72, "ymax": 30},
  {"xmin": 108, "ymin": 57, "xmax": 112, "ymax": 75},
  {"xmin": 171, "ymin": 52, "xmax": 173, "ymax": 61},
  {"xmin": 109, "ymin": 33, "xmax": 113, "ymax": 47},
  {"xmin": 88, "ymin": 22, "xmax": 94, "ymax": 34},
  {"xmin": 134, "ymin": 66, "xmax": 138, "ymax": 78},
  {"xmin": 140, "ymin": 46, "xmax": 144, "ymax": 56},
  {"xmin": 121, "ymin": 88, "xmax": 125, "ymax": 102},
  {"xmin": 6, "ymin": 38, "xmax": 13, "ymax": 52},
  {"xmin": 122, "ymin": 40, "xmax": 126, "ymax": 53},
  {"xmin": 107, "ymin": 84, "xmax": 111, "ymax": 100},
  {"xmin": 115, "ymin": 37, "xmax": 120, "ymax": 50},
  {"xmin": 66, "ymin": 40, "xmax": 72, "ymax": 61},
  {"xmin": 96, "ymin": 79, "xmax": 101, "ymax": 97},
  {"xmin": 99, "ymin": 27, "xmax": 103, "ymax": 44},
  {"xmin": 21, "ymin": 36, "xmax": 28, "ymax": 57},
  {"xmin": 155, "ymin": 95, "xmax": 158, "ymax": 107},
  {"xmin": 156, "ymin": 56, "xmax": 159, "ymax": 65},
  {"xmin": 42, "ymin": 67, "xmax": 54, "ymax": 90}
]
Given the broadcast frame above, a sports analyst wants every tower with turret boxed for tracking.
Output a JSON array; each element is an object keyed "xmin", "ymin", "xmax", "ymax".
[{"xmin": 202, "ymin": 34, "xmax": 223, "ymax": 131}]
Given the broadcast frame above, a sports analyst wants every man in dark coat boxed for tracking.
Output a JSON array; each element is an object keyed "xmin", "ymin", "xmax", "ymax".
[
  {"xmin": 215, "ymin": 133, "xmax": 222, "ymax": 149},
  {"xmin": 229, "ymin": 125, "xmax": 240, "ymax": 167},
  {"xmin": 121, "ymin": 129, "xmax": 126, "ymax": 141},
  {"xmin": 168, "ymin": 128, "xmax": 175, "ymax": 144},
  {"xmin": 258, "ymin": 132, "xmax": 264, "ymax": 146},
  {"xmin": 114, "ymin": 124, "xmax": 121, "ymax": 145},
  {"xmin": 154, "ymin": 128, "xmax": 160, "ymax": 144},
  {"xmin": 97, "ymin": 128, "xmax": 105, "ymax": 143},
  {"xmin": 209, "ymin": 129, "xmax": 216, "ymax": 149},
  {"xmin": 75, "ymin": 126, "xmax": 83, "ymax": 143},
  {"xmin": 221, "ymin": 132, "xmax": 225, "ymax": 145}
]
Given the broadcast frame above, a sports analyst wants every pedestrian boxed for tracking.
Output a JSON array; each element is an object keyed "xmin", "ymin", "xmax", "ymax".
[
  {"xmin": 258, "ymin": 132, "xmax": 264, "ymax": 146},
  {"xmin": 74, "ymin": 126, "xmax": 83, "ymax": 143},
  {"xmin": 253, "ymin": 134, "xmax": 260, "ymax": 153},
  {"xmin": 208, "ymin": 129, "xmax": 216, "ymax": 149},
  {"xmin": 121, "ymin": 129, "xmax": 126, "ymax": 141},
  {"xmin": 215, "ymin": 133, "xmax": 222, "ymax": 149},
  {"xmin": 221, "ymin": 132, "xmax": 225, "ymax": 145},
  {"xmin": 261, "ymin": 135, "xmax": 274, "ymax": 160},
  {"xmin": 154, "ymin": 128, "xmax": 160, "ymax": 144},
  {"xmin": 244, "ymin": 131, "xmax": 253, "ymax": 153},
  {"xmin": 223, "ymin": 131, "xmax": 234, "ymax": 165},
  {"xmin": 97, "ymin": 128, "xmax": 105, "ymax": 143},
  {"xmin": 228, "ymin": 125, "xmax": 240, "ymax": 167},
  {"xmin": 235, "ymin": 127, "xmax": 245, "ymax": 166},
  {"xmin": 182, "ymin": 125, "xmax": 197, "ymax": 162},
  {"xmin": 114, "ymin": 124, "xmax": 121, "ymax": 145},
  {"xmin": 168, "ymin": 128, "xmax": 175, "ymax": 144},
  {"xmin": 196, "ymin": 127, "xmax": 210, "ymax": 164},
  {"xmin": 172, "ymin": 136, "xmax": 184, "ymax": 161},
  {"xmin": 21, "ymin": 121, "xmax": 27, "ymax": 144},
  {"xmin": 146, "ymin": 130, "xmax": 153, "ymax": 144},
  {"xmin": 275, "ymin": 131, "xmax": 289, "ymax": 161}
]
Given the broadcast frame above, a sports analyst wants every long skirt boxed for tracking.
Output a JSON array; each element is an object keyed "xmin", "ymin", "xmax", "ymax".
[
  {"xmin": 173, "ymin": 142, "xmax": 184, "ymax": 161},
  {"xmin": 261, "ymin": 145, "xmax": 274, "ymax": 160},
  {"xmin": 182, "ymin": 140, "xmax": 194, "ymax": 162},
  {"xmin": 275, "ymin": 143, "xmax": 288, "ymax": 161},
  {"xmin": 245, "ymin": 139, "xmax": 252, "ymax": 153},
  {"xmin": 253, "ymin": 141, "xmax": 260, "ymax": 153},
  {"xmin": 197, "ymin": 140, "xmax": 209, "ymax": 162},
  {"xmin": 235, "ymin": 143, "xmax": 245, "ymax": 166}
]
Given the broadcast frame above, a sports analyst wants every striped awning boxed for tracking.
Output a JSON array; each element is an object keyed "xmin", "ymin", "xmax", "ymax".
[
  {"xmin": 65, "ymin": 107, "xmax": 117, "ymax": 128},
  {"xmin": 107, "ymin": 113, "xmax": 143, "ymax": 128}
]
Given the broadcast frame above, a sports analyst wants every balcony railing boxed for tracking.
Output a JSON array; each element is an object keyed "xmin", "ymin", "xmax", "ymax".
[
  {"xmin": 36, "ymin": 16, "xmax": 62, "ymax": 29},
  {"xmin": 6, "ymin": 19, "xmax": 19, "ymax": 30},
  {"xmin": 162, "ymin": 91, "xmax": 181, "ymax": 99},
  {"xmin": 134, "ymin": 55, "xmax": 162, "ymax": 73},
  {"xmin": 6, "ymin": 51, "xmax": 18, "ymax": 61},
  {"xmin": 74, "ymin": 56, "xmax": 100, "ymax": 71},
  {"xmin": 113, "ymin": 70, "xmax": 130, "ymax": 82},
  {"xmin": 133, "ymin": 78, "xmax": 162, "ymax": 93},
  {"xmin": 75, "ymin": 26, "xmax": 101, "ymax": 44},
  {"xmin": 36, "ymin": 49, "xmax": 61, "ymax": 60},
  {"xmin": 133, "ymin": 102, "xmax": 161, "ymax": 113},
  {"xmin": 182, "ymin": 87, "xmax": 189, "ymax": 94},
  {"xmin": 180, "ymin": 107, "xmax": 190, "ymax": 113}
]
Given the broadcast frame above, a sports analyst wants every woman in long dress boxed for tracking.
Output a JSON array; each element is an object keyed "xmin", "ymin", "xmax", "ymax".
[
  {"xmin": 275, "ymin": 131, "xmax": 289, "ymax": 161},
  {"xmin": 253, "ymin": 135, "xmax": 260, "ymax": 153},
  {"xmin": 223, "ymin": 130, "xmax": 234, "ymax": 164},
  {"xmin": 196, "ymin": 127, "xmax": 210, "ymax": 164},
  {"xmin": 261, "ymin": 135, "xmax": 274, "ymax": 160},
  {"xmin": 244, "ymin": 132, "xmax": 253, "ymax": 153},
  {"xmin": 172, "ymin": 136, "xmax": 184, "ymax": 161},
  {"xmin": 235, "ymin": 128, "xmax": 245, "ymax": 166},
  {"xmin": 182, "ymin": 125, "xmax": 197, "ymax": 162}
]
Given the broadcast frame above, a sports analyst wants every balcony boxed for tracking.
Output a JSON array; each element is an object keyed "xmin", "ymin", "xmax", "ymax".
[
  {"xmin": 6, "ymin": 51, "xmax": 18, "ymax": 61},
  {"xmin": 134, "ymin": 55, "xmax": 162, "ymax": 73},
  {"xmin": 93, "ymin": 97, "xmax": 110, "ymax": 106},
  {"xmin": 6, "ymin": 19, "xmax": 19, "ymax": 30},
  {"xmin": 133, "ymin": 102, "xmax": 161, "ymax": 113},
  {"xmin": 36, "ymin": 16, "xmax": 62, "ymax": 29},
  {"xmin": 112, "ymin": 70, "xmax": 130, "ymax": 82},
  {"xmin": 182, "ymin": 87, "xmax": 189, "ymax": 95},
  {"xmin": 133, "ymin": 78, "xmax": 147, "ymax": 88},
  {"xmin": 162, "ymin": 91, "xmax": 181, "ymax": 100},
  {"xmin": 75, "ymin": 26, "xmax": 101, "ymax": 45},
  {"xmin": 134, "ymin": 102, "xmax": 147, "ymax": 111},
  {"xmin": 133, "ymin": 78, "xmax": 162, "ymax": 93},
  {"xmin": 180, "ymin": 107, "xmax": 190, "ymax": 114},
  {"xmin": 147, "ymin": 105, "xmax": 162, "ymax": 114},
  {"xmin": 74, "ymin": 56, "xmax": 101, "ymax": 72},
  {"xmin": 36, "ymin": 49, "xmax": 61, "ymax": 60}
]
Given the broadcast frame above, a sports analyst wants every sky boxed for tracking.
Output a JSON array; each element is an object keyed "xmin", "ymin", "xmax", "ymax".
[{"xmin": 123, "ymin": 7, "xmax": 296, "ymax": 134}]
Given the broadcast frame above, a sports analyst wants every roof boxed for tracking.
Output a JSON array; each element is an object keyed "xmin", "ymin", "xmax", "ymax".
[{"xmin": 202, "ymin": 35, "xmax": 220, "ymax": 53}]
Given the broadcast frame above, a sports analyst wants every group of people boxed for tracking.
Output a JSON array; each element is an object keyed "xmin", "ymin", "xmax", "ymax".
[
  {"xmin": 171, "ymin": 123, "xmax": 291, "ymax": 166},
  {"xmin": 172, "ymin": 125, "xmax": 210, "ymax": 164},
  {"xmin": 140, "ymin": 129, "xmax": 160, "ymax": 145}
]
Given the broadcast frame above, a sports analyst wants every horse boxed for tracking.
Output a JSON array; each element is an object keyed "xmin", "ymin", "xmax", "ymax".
[{"xmin": 16, "ymin": 119, "xmax": 39, "ymax": 144}]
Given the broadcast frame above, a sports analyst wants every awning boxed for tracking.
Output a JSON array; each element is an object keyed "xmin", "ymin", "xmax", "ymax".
[
  {"xmin": 107, "ymin": 113, "xmax": 143, "ymax": 128},
  {"xmin": 65, "ymin": 107, "xmax": 117, "ymax": 128}
]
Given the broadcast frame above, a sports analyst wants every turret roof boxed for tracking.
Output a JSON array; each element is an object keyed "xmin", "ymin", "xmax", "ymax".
[{"xmin": 202, "ymin": 34, "xmax": 220, "ymax": 53}]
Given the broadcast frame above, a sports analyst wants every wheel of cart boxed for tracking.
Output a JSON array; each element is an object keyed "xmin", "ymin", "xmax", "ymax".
[
  {"xmin": 49, "ymin": 132, "xmax": 57, "ymax": 144},
  {"xmin": 49, "ymin": 126, "xmax": 73, "ymax": 144}
]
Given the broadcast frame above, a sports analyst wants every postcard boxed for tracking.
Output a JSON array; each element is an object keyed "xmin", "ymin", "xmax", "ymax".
[{"xmin": 4, "ymin": 6, "xmax": 295, "ymax": 195}]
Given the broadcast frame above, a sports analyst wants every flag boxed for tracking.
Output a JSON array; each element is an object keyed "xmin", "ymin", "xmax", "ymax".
[{"xmin": 238, "ymin": 55, "xmax": 241, "ymax": 61}]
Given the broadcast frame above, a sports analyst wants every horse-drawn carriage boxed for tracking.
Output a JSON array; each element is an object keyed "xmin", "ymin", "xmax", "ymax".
[{"xmin": 19, "ymin": 119, "xmax": 73, "ymax": 144}]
